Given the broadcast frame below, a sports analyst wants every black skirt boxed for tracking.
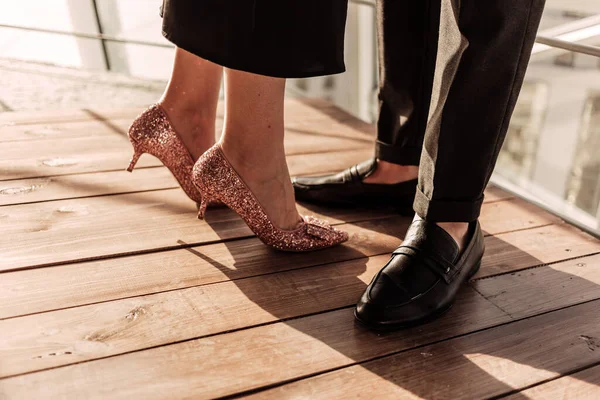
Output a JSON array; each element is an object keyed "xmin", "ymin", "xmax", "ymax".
[{"xmin": 160, "ymin": 0, "xmax": 348, "ymax": 78}]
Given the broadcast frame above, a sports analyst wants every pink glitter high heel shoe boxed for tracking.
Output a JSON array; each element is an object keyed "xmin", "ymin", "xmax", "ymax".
[
  {"xmin": 192, "ymin": 144, "xmax": 349, "ymax": 252},
  {"xmin": 126, "ymin": 104, "xmax": 203, "ymax": 203}
]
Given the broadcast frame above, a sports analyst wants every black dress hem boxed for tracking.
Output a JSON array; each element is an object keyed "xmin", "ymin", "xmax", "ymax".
[{"xmin": 162, "ymin": 30, "xmax": 346, "ymax": 79}]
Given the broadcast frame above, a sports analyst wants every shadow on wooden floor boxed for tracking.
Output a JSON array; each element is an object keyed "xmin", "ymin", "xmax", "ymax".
[{"xmin": 180, "ymin": 209, "xmax": 600, "ymax": 398}]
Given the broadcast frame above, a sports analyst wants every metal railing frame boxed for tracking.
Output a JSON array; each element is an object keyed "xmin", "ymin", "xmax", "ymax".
[
  {"xmin": 90, "ymin": 0, "xmax": 111, "ymax": 70},
  {"xmin": 0, "ymin": 23, "xmax": 174, "ymax": 49}
]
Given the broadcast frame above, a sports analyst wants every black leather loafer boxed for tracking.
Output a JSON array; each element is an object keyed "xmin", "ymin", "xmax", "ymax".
[
  {"xmin": 292, "ymin": 159, "xmax": 417, "ymax": 215},
  {"xmin": 355, "ymin": 219, "xmax": 484, "ymax": 330}
]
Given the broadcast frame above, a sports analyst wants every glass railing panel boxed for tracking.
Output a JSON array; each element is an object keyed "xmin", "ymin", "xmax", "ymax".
[{"xmin": 493, "ymin": 10, "xmax": 600, "ymax": 235}]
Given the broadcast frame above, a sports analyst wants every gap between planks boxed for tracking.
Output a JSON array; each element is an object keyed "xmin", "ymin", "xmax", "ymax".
[{"xmin": 498, "ymin": 362, "xmax": 600, "ymax": 400}]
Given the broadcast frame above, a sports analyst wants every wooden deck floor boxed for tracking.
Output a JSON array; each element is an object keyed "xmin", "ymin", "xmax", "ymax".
[{"xmin": 1, "ymin": 99, "xmax": 600, "ymax": 399}]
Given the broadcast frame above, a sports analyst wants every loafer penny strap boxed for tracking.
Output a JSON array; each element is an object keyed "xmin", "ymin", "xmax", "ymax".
[{"xmin": 393, "ymin": 245, "xmax": 456, "ymax": 284}]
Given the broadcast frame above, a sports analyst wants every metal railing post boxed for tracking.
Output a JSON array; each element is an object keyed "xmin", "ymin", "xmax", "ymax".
[{"xmin": 90, "ymin": 0, "xmax": 111, "ymax": 70}]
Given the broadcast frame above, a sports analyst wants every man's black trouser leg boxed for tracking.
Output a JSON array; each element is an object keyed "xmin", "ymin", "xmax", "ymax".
[
  {"xmin": 374, "ymin": 0, "xmax": 439, "ymax": 166},
  {"xmin": 379, "ymin": 0, "xmax": 546, "ymax": 221}
]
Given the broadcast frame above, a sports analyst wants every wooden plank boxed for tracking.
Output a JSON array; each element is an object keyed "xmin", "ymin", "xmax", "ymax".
[
  {"xmin": 484, "ymin": 185, "xmax": 514, "ymax": 203},
  {"xmin": 2, "ymin": 114, "xmax": 373, "ymax": 149},
  {"xmin": 0, "ymin": 107, "xmax": 142, "ymax": 126},
  {"xmin": 0, "ymin": 118, "xmax": 134, "ymax": 142},
  {"xmin": 0, "ymin": 165, "xmax": 513, "ymax": 209},
  {"xmin": 478, "ymin": 197, "xmax": 558, "ymax": 234},
  {"xmin": 476, "ymin": 222, "xmax": 600, "ymax": 279},
  {"xmin": 0, "ymin": 130, "xmax": 372, "ymax": 181},
  {"xmin": 1, "ymin": 99, "xmax": 374, "ymax": 145},
  {"xmin": 0, "ymin": 103, "xmax": 513, "ymax": 207},
  {"xmin": 474, "ymin": 253, "xmax": 600, "ymax": 318},
  {"xmin": 1, "ymin": 99, "xmax": 375, "ymax": 181},
  {"xmin": 0, "ymin": 287, "xmax": 507, "ymax": 391},
  {"xmin": 505, "ymin": 364, "xmax": 600, "ymax": 399},
  {"xmin": 0, "ymin": 121, "xmax": 371, "ymax": 203},
  {"xmin": 0, "ymin": 100, "xmax": 375, "ymax": 135},
  {"xmin": 0, "ymin": 195, "xmax": 551, "ymax": 273},
  {"xmin": 0, "ymin": 168, "xmax": 178, "ymax": 206},
  {"xmin": 0, "ymin": 143, "xmax": 367, "ymax": 206},
  {"xmin": 0, "ymin": 183, "xmax": 388, "ymax": 272},
  {"xmin": 0, "ymin": 216, "xmax": 410, "ymax": 319},
  {"xmin": 0, "ymin": 135, "xmax": 161, "ymax": 181},
  {"xmin": 0, "ymin": 198, "xmax": 546, "ymax": 320},
  {"xmin": 0, "ymin": 116, "xmax": 369, "ymax": 156},
  {"xmin": 2, "ymin": 223, "xmax": 597, "ymax": 379},
  {"xmin": 0, "ymin": 172, "xmax": 511, "ymax": 209},
  {"xmin": 296, "ymin": 98, "xmax": 376, "ymax": 134},
  {"xmin": 249, "ymin": 300, "xmax": 600, "ymax": 400},
  {"xmin": 0, "ymin": 254, "xmax": 391, "ymax": 377},
  {"xmin": 4, "ymin": 253, "xmax": 600, "ymax": 399}
]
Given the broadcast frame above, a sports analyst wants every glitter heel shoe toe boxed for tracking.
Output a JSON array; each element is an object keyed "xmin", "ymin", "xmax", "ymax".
[
  {"xmin": 127, "ymin": 104, "xmax": 204, "ymax": 203},
  {"xmin": 192, "ymin": 144, "xmax": 349, "ymax": 252}
]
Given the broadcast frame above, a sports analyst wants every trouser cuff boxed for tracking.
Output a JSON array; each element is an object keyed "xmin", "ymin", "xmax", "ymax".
[
  {"xmin": 375, "ymin": 140, "xmax": 421, "ymax": 166},
  {"xmin": 413, "ymin": 187, "xmax": 483, "ymax": 222}
]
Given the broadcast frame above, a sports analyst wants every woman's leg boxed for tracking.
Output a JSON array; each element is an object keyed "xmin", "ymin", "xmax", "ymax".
[
  {"xmin": 159, "ymin": 47, "xmax": 223, "ymax": 161},
  {"xmin": 219, "ymin": 68, "xmax": 302, "ymax": 231}
]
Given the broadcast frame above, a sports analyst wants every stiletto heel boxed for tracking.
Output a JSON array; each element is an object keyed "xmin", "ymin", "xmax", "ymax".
[
  {"xmin": 192, "ymin": 144, "xmax": 348, "ymax": 252},
  {"xmin": 197, "ymin": 198, "xmax": 209, "ymax": 220},
  {"xmin": 127, "ymin": 151, "xmax": 143, "ymax": 172},
  {"xmin": 127, "ymin": 104, "xmax": 204, "ymax": 203}
]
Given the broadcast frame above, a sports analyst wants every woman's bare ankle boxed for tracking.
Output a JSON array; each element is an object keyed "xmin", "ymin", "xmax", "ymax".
[
  {"xmin": 220, "ymin": 136, "xmax": 286, "ymax": 177},
  {"xmin": 220, "ymin": 138, "xmax": 302, "ymax": 230},
  {"xmin": 158, "ymin": 101, "xmax": 216, "ymax": 160}
]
